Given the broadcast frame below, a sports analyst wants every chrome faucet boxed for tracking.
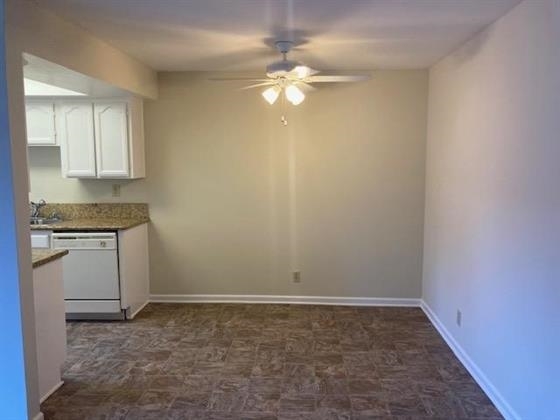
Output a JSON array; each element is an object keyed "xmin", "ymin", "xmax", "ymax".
[{"xmin": 30, "ymin": 199, "xmax": 46, "ymax": 218}]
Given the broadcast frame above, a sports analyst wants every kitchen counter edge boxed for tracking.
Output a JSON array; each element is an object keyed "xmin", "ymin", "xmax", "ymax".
[
  {"xmin": 32, "ymin": 249, "xmax": 69, "ymax": 269},
  {"xmin": 30, "ymin": 218, "xmax": 150, "ymax": 231}
]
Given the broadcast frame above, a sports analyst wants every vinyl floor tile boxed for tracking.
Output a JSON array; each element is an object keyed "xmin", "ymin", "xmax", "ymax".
[{"xmin": 41, "ymin": 303, "xmax": 502, "ymax": 419}]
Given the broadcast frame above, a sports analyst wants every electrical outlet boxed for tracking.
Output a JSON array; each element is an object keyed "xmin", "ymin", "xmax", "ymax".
[
  {"xmin": 456, "ymin": 310, "xmax": 462, "ymax": 327},
  {"xmin": 112, "ymin": 184, "xmax": 121, "ymax": 197},
  {"xmin": 292, "ymin": 271, "xmax": 301, "ymax": 283}
]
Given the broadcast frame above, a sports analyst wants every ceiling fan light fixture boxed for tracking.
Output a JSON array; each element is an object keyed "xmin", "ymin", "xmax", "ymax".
[
  {"xmin": 285, "ymin": 84, "xmax": 305, "ymax": 105},
  {"xmin": 210, "ymin": 38, "xmax": 370, "ymax": 107},
  {"xmin": 262, "ymin": 85, "xmax": 281, "ymax": 105}
]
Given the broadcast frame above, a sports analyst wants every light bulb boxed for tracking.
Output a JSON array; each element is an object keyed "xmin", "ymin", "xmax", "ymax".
[
  {"xmin": 285, "ymin": 84, "xmax": 305, "ymax": 105},
  {"xmin": 261, "ymin": 86, "xmax": 280, "ymax": 105}
]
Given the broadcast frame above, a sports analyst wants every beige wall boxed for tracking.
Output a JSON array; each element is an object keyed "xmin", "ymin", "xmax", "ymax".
[
  {"xmin": 30, "ymin": 70, "xmax": 428, "ymax": 298},
  {"xmin": 423, "ymin": 0, "xmax": 560, "ymax": 417},
  {"xmin": 29, "ymin": 147, "xmax": 148, "ymax": 203}
]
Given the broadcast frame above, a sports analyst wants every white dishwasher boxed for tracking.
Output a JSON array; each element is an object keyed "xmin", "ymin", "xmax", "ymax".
[{"xmin": 52, "ymin": 232, "xmax": 123, "ymax": 319}]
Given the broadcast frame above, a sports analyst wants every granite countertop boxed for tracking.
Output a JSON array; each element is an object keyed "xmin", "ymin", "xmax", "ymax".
[
  {"xmin": 32, "ymin": 249, "xmax": 69, "ymax": 269},
  {"xmin": 30, "ymin": 217, "xmax": 149, "ymax": 231}
]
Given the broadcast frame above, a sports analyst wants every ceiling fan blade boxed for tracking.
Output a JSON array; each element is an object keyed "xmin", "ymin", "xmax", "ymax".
[
  {"xmin": 240, "ymin": 82, "xmax": 276, "ymax": 90},
  {"xmin": 306, "ymin": 75, "xmax": 370, "ymax": 83},
  {"xmin": 307, "ymin": 67, "xmax": 320, "ymax": 77},
  {"xmin": 295, "ymin": 81, "xmax": 316, "ymax": 92},
  {"xmin": 209, "ymin": 77, "xmax": 271, "ymax": 82}
]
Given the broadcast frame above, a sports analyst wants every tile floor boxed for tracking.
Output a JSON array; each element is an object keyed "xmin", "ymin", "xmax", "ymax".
[{"xmin": 41, "ymin": 303, "xmax": 503, "ymax": 419}]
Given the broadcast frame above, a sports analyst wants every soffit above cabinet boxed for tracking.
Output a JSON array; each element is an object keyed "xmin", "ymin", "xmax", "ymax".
[
  {"xmin": 23, "ymin": 53, "xmax": 130, "ymax": 98},
  {"xmin": 24, "ymin": 79, "xmax": 86, "ymax": 96}
]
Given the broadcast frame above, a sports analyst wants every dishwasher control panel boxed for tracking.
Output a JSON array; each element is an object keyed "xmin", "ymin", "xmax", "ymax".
[{"xmin": 52, "ymin": 232, "xmax": 117, "ymax": 250}]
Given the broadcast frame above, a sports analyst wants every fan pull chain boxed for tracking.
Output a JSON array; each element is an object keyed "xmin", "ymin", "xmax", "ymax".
[{"xmin": 280, "ymin": 89, "xmax": 288, "ymax": 126}]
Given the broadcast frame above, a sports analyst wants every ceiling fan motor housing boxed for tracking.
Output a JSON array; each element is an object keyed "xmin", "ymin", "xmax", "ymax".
[
  {"xmin": 266, "ymin": 59, "xmax": 303, "ymax": 78},
  {"xmin": 275, "ymin": 41, "xmax": 294, "ymax": 54}
]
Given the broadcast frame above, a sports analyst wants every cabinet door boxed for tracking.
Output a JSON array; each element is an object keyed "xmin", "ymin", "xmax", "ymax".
[
  {"xmin": 94, "ymin": 102, "xmax": 130, "ymax": 178},
  {"xmin": 57, "ymin": 102, "xmax": 96, "ymax": 178},
  {"xmin": 26, "ymin": 100, "xmax": 56, "ymax": 145}
]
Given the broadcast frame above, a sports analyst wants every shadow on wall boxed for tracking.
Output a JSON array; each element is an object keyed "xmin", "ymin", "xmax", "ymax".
[{"xmin": 445, "ymin": 25, "xmax": 493, "ymax": 67}]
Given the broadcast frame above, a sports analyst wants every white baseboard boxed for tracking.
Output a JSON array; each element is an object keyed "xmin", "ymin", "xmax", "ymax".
[
  {"xmin": 420, "ymin": 301, "xmax": 520, "ymax": 420},
  {"xmin": 39, "ymin": 380, "xmax": 64, "ymax": 404},
  {"xmin": 150, "ymin": 294, "xmax": 421, "ymax": 307},
  {"xmin": 33, "ymin": 412, "xmax": 44, "ymax": 420}
]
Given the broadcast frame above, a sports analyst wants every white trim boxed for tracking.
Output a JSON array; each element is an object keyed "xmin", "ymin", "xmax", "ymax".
[
  {"xmin": 150, "ymin": 294, "xmax": 421, "ymax": 307},
  {"xmin": 39, "ymin": 380, "xmax": 64, "ymax": 403},
  {"xmin": 33, "ymin": 413, "xmax": 45, "ymax": 420},
  {"xmin": 420, "ymin": 301, "xmax": 520, "ymax": 420},
  {"xmin": 128, "ymin": 299, "xmax": 149, "ymax": 319}
]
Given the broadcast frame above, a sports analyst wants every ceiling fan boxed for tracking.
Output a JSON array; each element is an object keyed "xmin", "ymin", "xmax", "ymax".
[{"xmin": 212, "ymin": 41, "xmax": 370, "ymax": 106}]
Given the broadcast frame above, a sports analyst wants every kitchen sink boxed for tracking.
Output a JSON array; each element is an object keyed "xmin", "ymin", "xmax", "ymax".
[{"xmin": 30, "ymin": 217, "xmax": 61, "ymax": 225}]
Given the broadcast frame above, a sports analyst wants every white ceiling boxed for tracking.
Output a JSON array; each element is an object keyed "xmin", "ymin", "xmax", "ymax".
[{"xmin": 36, "ymin": 0, "xmax": 520, "ymax": 71}]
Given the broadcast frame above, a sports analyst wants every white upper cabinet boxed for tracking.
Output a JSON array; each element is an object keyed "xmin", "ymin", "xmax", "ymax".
[
  {"xmin": 57, "ymin": 102, "xmax": 97, "ymax": 178},
  {"xmin": 26, "ymin": 100, "xmax": 57, "ymax": 146},
  {"xmin": 126, "ymin": 97, "xmax": 146, "ymax": 179},
  {"xmin": 94, "ymin": 102, "xmax": 130, "ymax": 178},
  {"xmin": 55, "ymin": 97, "xmax": 145, "ymax": 179}
]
